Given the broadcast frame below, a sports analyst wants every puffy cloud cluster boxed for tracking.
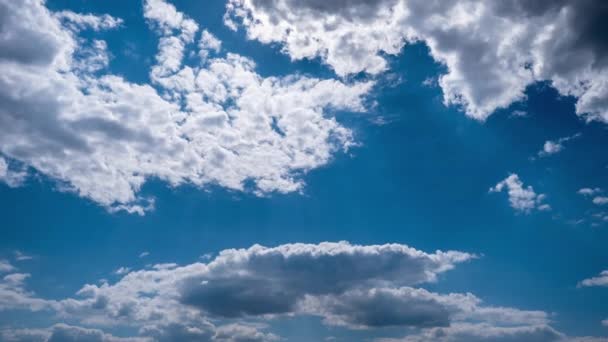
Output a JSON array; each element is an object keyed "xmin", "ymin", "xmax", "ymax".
[
  {"xmin": 226, "ymin": 0, "xmax": 608, "ymax": 121},
  {"xmin": 490, "ymin": 174, "xmax": 550, "ymax": 213},
  {"xmin": 0, "ymin": 0, "xmax": 372, "ymax": 213},
  {"xmin": 2, "ymin": 241, "xmax": 604, "ymax": 341}
]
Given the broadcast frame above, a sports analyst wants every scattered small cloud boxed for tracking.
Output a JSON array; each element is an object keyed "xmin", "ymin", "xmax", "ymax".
[
  {"xmin": 490, "ymin": 174, "xmax": 549, "ymax": 213},
  {"xmin": 537, "ymin": 133, "xmax": 581, "ymax": 157},
  {"xmin": 578, "ymin": 188, "xmax": 602, "ymax": 196},
  {"xmin": 537, "ymin": 204, "xmax": 551, "ymax": 212},
  {"xmin": 422, "ymin": 77, "xmax": 436, "ymax": 88},
  {"xmin": 509, "ymin": 110, "xmax": 528, "ymax": 118},
  {"xmin": 199, "ymin": 253, "xmax": 213, "ymax": 261},
  {"xmin": 578, "ymin": 270, "xmax": 608, "ymax": 287},
  {"xmin": 593, "ymin": 196, "xmax": 608, "ymax": 205},
  {"xmin": 114, "ymin": 267, "xmax": 131, "ymax": 275},
  {"xmin": 369, "ymin": 116, "xmax": 391, "ymax": 126},
  {"xmin": 139, "ymin": 251, "xmax": 150, "ymax": 258},
  {"xmin": 0, "ymin": 260, "xmax": 16, "ymax": 273}
]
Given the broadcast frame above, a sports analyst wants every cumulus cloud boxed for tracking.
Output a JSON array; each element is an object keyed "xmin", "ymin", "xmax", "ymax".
[
  {"xmin": 198, "ymin": 30, "xmax": 222, "ymax": 61},
  {"xmin": 114, "ymin": 267, "xmax": 131, "ymax": 275},
  {"xmin": 593, "ymin": 197, "xmax": 608, "ymax": 205},
  {"xmin": 226, "ymin": 0, "xmax": 608, "ymax": 121},
  {"xmin": 0, "ymin": 0, "xmax": 372, "ymax": 214},
  {"xmin": 2, "ymin": 241, "xmax": 602, "ymax": 341},
  {"xmin": 0, "ymin": 260, "xmax": 15, "ymax": 273},
  {"xmin": 302, "ymin": 287, "xmax": 538, "ymax": 330},
  {"xmin": 0, "ymin": 273, "xmax": 56, "ymax": 312},
  {"xmin": 537, "ymin": 133, "xmax": 581, "ymax": 157},
  {"xmin": 376, "ymin": 323, "xmax": 567, "ymax": 342},
  {"xmin": 578, "ymin": 188, "xmax": 603, "ymax": 196},
  {"xmin": 579, "ymin": 270, "xmax": 608, "ymax": 287},
  {"xmin": 490, "ymin": 174, "xmax": 550, "ymax": 213}
]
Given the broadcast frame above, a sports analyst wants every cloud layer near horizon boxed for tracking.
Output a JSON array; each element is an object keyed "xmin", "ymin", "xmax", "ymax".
[{"xmin": 0, "ymin": 241, "xmax": 605, "ymax": 341}]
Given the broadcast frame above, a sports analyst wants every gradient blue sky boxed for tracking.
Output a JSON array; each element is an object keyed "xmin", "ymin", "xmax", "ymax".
[{"xmin": 1, "ymin": 0, "xmax": 608, "ymax": 341}]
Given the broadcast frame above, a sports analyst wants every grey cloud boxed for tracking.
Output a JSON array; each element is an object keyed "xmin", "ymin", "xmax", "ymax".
[
  {"xmin": 1, "ymin": 241, "xmax": 605, "ymax": 341},
  {"xmin": 180, "ymin": 277, "xmax": 297, "ymax": 317},
  {"xmin": 309, "ymin": 287, "xmax": 456, "ymax": 328},
  {"xmin": 178, "ymin": 242, "xmax": 473, "ymax": 318},
  {"xmin": 379, "ymin": 323, "xmax": 566, "ymax": 342}
]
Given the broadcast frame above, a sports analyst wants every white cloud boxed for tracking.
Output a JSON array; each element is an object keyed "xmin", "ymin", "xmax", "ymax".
[
  {"xmin": 199, "ymin": 30, "xmax": 222, "ymax": 61},
  {"xmin": 0, "ymin": 273, "xmax": 54, "ymax": 312},
  {"xmin": 114, "ymin": 267, "xmax": 131, "ymax": 275},
  {"xmin": 578, "ymin": 188, "xmax": 602, "ymax": 197},
  {"xmin": 0, "ymin": 323, "xmax": 146, "ymax": 342},
  {"xmin": 0, "ymin": 156, "xmax": 27, "ymax": 188},
  {"xmin": 592, "ymin": 197, "xmax": 608, "ymax": 206},
  {"xmin": 538, "ymin": 133, "xmax": 581, "ymax": 157},
  {"xmin": 139, "ymin": 252, "xmax": 150, "ymax": 258},
  {"xmin": 579, "ymin": 270, "xmax": 608, "ymax": 287},
  {"xmin": 490, "ymin": 174, "xmax": 549, "ymax": 213},
  {"xmin": 509, "ymin": 110, "xmax": 528, "ymax": 118},
  {"xmin": 375, "ymin": 322, "xmax": 596, "ymax": 342},
  {"xmin": 0, "ymin": 260, "xmax": 15, "ymax": 273},
  {"xmin": 226, "ymin": 0, "xmax": 608, "ymax": 122},
  {"xmin": 0, "ymin": 0, "xmax": 372, "ymax": 214}
]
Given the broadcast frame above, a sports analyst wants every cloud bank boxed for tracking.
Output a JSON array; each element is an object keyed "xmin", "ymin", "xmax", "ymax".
[
  {"xmin": 0, "ymin": 241, "xmax": 605, "ymax": 341},
  {"xmin": 226, "ymin": 0, "xmax": 608, "ymax": 121}
]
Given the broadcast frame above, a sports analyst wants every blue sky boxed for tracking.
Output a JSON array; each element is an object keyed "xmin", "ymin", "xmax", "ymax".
[{"xmin": 1, "ymin": 0, "xmax": 608, "ymax": 341}]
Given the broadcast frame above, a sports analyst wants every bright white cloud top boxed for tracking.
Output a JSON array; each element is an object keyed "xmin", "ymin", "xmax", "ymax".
[
  {"xmin": 0, "ymin": 0, "xmax": 372, "ymax": 214},
  {"xmin": 226, "ymin": 0, "xmax": 608, "ymax": 121}
]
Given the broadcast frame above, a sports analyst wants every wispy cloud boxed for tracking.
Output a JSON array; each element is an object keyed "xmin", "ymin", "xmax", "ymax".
[
  {"xmin": 537, "ymin": 133, "xmax": 581, "ymax": 158},
  {"xmin": 14, "ymin": 251, "xmax": 33, "ymax": 261}
]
